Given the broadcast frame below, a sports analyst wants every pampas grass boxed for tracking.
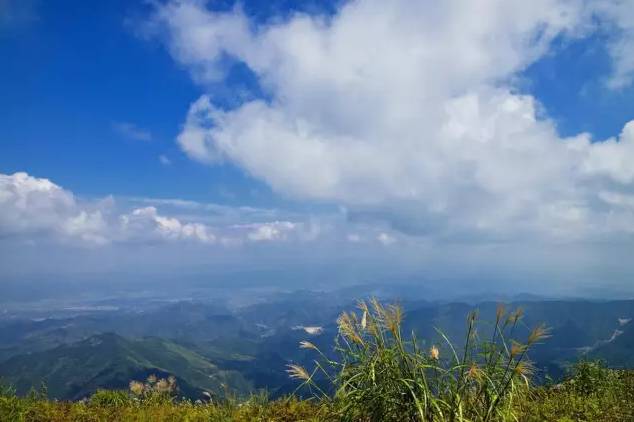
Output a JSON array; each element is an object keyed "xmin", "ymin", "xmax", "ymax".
[{"xmin": 292, "ymin": 299, "xmax": 549, "ymax": 422}]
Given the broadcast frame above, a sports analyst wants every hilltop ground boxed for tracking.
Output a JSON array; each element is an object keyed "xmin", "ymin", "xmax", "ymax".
[{"xmin": 1, "ymin": 367, "xmax": 634, "ymax": 421}]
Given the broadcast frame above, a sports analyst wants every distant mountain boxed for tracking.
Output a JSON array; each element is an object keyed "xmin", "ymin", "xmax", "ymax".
[
  {"xmin": 0, "ymin": 333, "xmax": 252, "ymax": 400},
  {"xmin": 0, "ymin": 302, "xmax": 252, "ymax": 362}
]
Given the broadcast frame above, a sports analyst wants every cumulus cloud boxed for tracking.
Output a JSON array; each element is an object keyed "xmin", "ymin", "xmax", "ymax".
[
  {"xmin": 148, "ymin": 0, "xmax": 634, "ymax": 244},
  {"xmin": 580, "ymin": 121, "xmax": 634, "ymax": 183},
  {"xmin": 0, "ymin": 172, "xmax": 108, "ymax": 244},
  {"xmin": 0, "ymin": 171, "xmax": 313, "ymax": 247},
  {"xmin": 120, "ymin": 206, "xmax": 216, "ymax": 243},
  {"xmin": 595, "ymin": 1, "xmax": 634, "ymax": 89}
]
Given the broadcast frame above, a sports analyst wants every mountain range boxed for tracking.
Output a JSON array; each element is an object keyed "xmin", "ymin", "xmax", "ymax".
[{"xmin": 1, "ymin": 288, "xmax": 632, "ymax": 400}]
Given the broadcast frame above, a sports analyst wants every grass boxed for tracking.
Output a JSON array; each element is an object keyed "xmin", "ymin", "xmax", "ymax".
[
  {"xmin": 0, "ymin": 391, "xmax": 330, "ymax": 421},
  {"xmin": 291, "ymin": 299, "xmax": 545, "ymax": 421},
  {"xmin": 519, "ymin": 361, "xmax": 634, "ymax": 421},
  {"xmin": 1, "ymin": 300, "xmax": 633, "ymax": 421}
]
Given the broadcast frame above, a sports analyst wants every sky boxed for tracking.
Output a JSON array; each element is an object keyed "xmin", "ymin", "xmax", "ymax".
[{"xmin": 1, "ymin": 0, "xmax": 634, "ymax": 298}]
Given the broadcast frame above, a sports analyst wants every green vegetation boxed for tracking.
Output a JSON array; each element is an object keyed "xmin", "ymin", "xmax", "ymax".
[
  {"xmin": 519, "ymin": 361, "xmax": 634, "ymax": 421},
  {"xmin": 0, "ymin": 387, "xmax": 328, "ymax": 421},
  {"xmin": 291, "ymin": 300, "xmax": 545, "ymax": 421},
  {"xmin": 1, "ymin": 301, "xmax": 633, "ymax": 421},
  {"xmin": 0, "ymin": 333, "xmax": 251, "ymax": 400},
  {"xmin": 2, "ymin": 366, "xmax": 634, "ymax": 421}
]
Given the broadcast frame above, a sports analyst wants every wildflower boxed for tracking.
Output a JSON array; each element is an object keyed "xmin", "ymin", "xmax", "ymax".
[
  {"xmin": 286, "ymin": 364, "xmax": 310, "ymax": 381},
  {"xmin": 129, "ymin": 381, "xmax": 144, "ymax": 396},
  {"xmin": 147, "ymin": 374, "xmax": 157, "ymax": 384},
  {"xmin": 429, "ymin": 345, "xmax": 440, "ymax": 360}
]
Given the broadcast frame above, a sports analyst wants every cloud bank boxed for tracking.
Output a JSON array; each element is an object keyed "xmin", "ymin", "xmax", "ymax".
[
  {"xmin": 0, "ymin": 171, "xmax": 322, "ymax": 247},
  {"xmin": 3, "ymin": 170, "xmax": 634, "ymax": 296},
  {"xmin": 148, "ymin": 0, "xmax": 634, "ymax": 245}
]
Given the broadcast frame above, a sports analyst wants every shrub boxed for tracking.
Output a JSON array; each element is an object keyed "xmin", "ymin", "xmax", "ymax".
[
  {"xmin": 519, "ymin": 362, "xmax": 634, "ymax": 421},
  {"xmin": 566, "ymin": 360, "xmax": 617, "ymax": 396}
]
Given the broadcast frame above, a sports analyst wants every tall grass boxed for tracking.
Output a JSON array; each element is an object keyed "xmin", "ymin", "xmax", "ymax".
[{"xmin": 290, "ymin": 299, "xmax": 549, "ymax": 421}]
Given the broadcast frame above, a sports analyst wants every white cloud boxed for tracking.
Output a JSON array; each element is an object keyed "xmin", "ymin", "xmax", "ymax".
[
  {"xmin": 580, "ymin": 121, "xmax": 634, "ymax": 184},
  {"xmin": 244, "ymin": 221, "xmax": 297, "ymax": 242},
  {"xmin": 149, "ymin": 0, "xmax": 634, "ymax": 244},
  {"xmin": 120, "ymin": 206, "xmax": 217, "ymax": 243},
  {"xmin": 177, "ymin": 95, "xmax": 221, "ymax": 162},
  {"xmin": 62, "ymin": 211, "xmax": 109, "ymax": 245},
  {"xmin": 0, "ymin": 172, "xmax": 107, "ymax": 243},
  {"xmin": 3, "ymin": 173, "xmax": 634, "ymax": 294},
  {"xmin": 146, "ymin": 1, "xmax": 252, "ymax": 84},
  {"xmin": 0, "ymin": 171, "xmax": 314, "ymax": 247},
  {"xmin": 595, "ymin": 1, "xmax": 634, "ymax": 89}
]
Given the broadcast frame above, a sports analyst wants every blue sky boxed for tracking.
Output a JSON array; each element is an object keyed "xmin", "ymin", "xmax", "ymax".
[
  {"xmin": 0, "ymin": 0, "xmax": 343, "ymax": 204},
  {"xmin": 1, "ymin": 0, "xmax": 634, "ymax": 297},
  {"xmin": 1, "ymin": 0, "xmax": 250, "ymax": 203}
]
